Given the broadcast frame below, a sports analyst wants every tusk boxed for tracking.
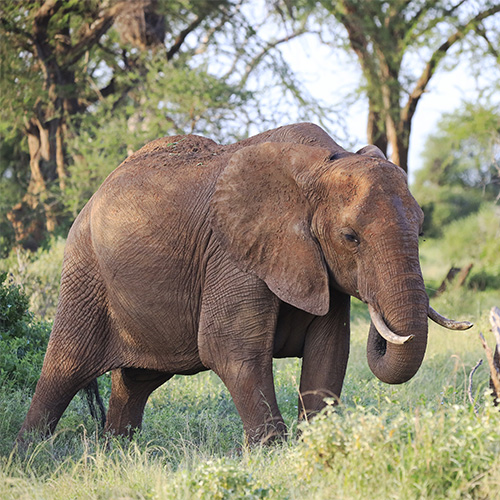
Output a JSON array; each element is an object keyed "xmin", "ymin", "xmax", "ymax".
[
  {"xmin": 368, "ymin": 305, "xmax": 414, "ymax": 345},
  {"xmin": 428, "ymin": 307, "xmax": 473, "ymax": 330}
]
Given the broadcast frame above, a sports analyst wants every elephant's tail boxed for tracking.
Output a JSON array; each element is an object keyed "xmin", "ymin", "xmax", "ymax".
[{"xmin": 82, "ymin": 378, "xmax": 106, "ymax": 430}]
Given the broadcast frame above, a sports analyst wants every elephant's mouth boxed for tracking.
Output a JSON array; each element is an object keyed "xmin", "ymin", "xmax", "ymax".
[
  {"xmin": 366, "ymin": 301, "xmax": 473, "ymax": 385},
  {"xmin": 368, "ymin": 304, "xmax": 473, "ymax": 346}
]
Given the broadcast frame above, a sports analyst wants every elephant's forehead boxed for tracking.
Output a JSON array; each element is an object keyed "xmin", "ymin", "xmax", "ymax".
[
  {"xmin": 357, "ymin": 186, "xmax": 423, "ymax": 230},
  {"xmin": 323, "ymin": 162, "xmax": 421, "ymax": 226},
  {"xmin": 324, "ymin": 161, "xmax": 408, "ymax": 202}
]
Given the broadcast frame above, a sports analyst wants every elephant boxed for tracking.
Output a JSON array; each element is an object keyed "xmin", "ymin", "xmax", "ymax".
[{"xmin": 17, "ymin": 122, "xmax": 472, "ymax": 445}]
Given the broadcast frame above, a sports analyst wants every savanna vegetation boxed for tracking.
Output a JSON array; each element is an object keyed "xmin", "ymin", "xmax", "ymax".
[{"xmin": 1, "ymin": 1, "xmax": 499, "ymax": 498}]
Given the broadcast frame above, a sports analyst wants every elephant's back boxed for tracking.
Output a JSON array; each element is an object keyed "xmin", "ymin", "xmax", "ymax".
[
  {"xmin": 103, "ymin": 134, "xmax": 222, "ymax": 183},
  {"xmin": 89, "ymin": 134, "xmax": 222, "ymax": 239},
  {"xmin": 123, "ymin": 134, "xmax": 220, "ymax": 169}
]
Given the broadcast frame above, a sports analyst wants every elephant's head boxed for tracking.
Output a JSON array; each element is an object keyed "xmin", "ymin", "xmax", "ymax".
[{"xmin": 211, "ymin": 142, "xmax": 471, "ymax": 385}]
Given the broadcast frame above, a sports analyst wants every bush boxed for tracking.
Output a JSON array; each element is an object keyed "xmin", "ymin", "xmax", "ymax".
[
  {"xmin": 419, "ymin": 203, "xmax": 500, "ymax": 291},
  {"xmin": 0, "ymin": 236, "xmax": 65, "ymax": 320},
  {"xmin": 172, "ymin": 459, "xmax": 270, "ymax": 500},
  {"xmin": 439, "ymin": 204, "xmax": 500, "ymax": 291},
  {"xmin": 0, "ymin": 271, "xmax": 50, "ymax": 389},
  {"xmin": 414, "ymin": 184, "xmax": 484, "ymax": 238},
  {"xmin": 0, "ymin": 271, "xmax": 29, "ymax": 333},
  {"xmin": 295, "ymin": 401, "xmax": 500, "ymax": 498}
]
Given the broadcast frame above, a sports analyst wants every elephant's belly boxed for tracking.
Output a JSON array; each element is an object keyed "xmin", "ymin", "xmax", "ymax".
[
  {"xmin": 274, "ymin": 303, "xmax": 315, "ymax": 358},
  {"xmin": 106, "ymin": 281, "xmax": 206, "ymax": 374}
]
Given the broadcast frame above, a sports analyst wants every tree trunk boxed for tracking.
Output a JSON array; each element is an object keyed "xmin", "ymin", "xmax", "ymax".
[
  {"xmin": 7, "ymin": 113, "xmax": 65, "ymax": 248},
  {"xmin": 390, "ymin": 132, "xmax": 409, "ymax": 173},
  {"xmin": 367, "ymin": 103, "xmax": 388, "ymax": 155},
  {"xmin": 392, "ymin": 114, "xmax": 411, "ymax": 173}
]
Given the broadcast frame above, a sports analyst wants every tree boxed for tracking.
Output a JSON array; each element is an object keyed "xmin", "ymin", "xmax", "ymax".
[
  {"xmin": 417, "ymin": 102, "xmax": 500, "ymax": 196},
  {"xmin": 413, "ymin": 102, "xmax": 500, "ymax": 235},
  {"xmin": 1, "ymin": 1, "xmax": 323, "ymax": 252},
  {"xmin": 0, "ymin": 0, "xmax": 243, "ymax": 249},
  {"xmin": 305, "ymin": 0, "xmax": 500, "ymax": 172}
]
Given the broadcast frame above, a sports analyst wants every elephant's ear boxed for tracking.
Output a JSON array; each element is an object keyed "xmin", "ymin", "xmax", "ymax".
[
  {"xmin": 356, "ymin": 145, "xmax": 386, "ymax": 159},
  {"xmin": 210, "ymin": 142, "xmax": 330, "ymax": 316}
]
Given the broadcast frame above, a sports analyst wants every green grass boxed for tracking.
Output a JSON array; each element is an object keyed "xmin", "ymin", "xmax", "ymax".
[
  {"xmin": 1, "ymin": 229, "xmax": 499, "ymax": 499},
  {"xmin": 1, "ymin": 288, "xmax": 499, "ymax": 499}
]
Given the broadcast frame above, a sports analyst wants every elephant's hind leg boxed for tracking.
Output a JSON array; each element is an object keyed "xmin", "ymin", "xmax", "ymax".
[
  {"xmin": 105, "ymin": 368, "xmax": 171, "ymax": 437},
  {"xmin": 17, "ymin": 268, "xmax": 114, "ymax": 442}
]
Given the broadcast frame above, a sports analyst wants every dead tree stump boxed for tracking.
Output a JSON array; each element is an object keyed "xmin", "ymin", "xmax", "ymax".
[
  {"xmin": 485, "ymin": 307, "xmax": 500, "ymax": 405},
  {"xmin": 435, "ymin": 264, "xmax": 473, "ymax": 296}
]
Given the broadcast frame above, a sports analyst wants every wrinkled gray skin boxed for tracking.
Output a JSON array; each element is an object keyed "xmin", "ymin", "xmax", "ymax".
[{"xmin": 19, "ymin": 123, "xmax": 429, "ymax": 445}]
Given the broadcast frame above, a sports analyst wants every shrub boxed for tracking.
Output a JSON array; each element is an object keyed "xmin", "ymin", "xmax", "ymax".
[
  {"xmin": 0, "ymin": 236, "xmax": 65, "ymax": 320},
  {"xmin": 0, "ymin": 271, "xmax": 50, "ymax": 389},
  {"xmin": 295, "ymin": 401, "xmax": 500, "ymax": 498},
  {"xmin": 0, "ymin": 271, "xmax": 29, "ymax": 333},
  {"xmin": 172, "ymin": 459, "xmax": 270, "ymax": 500},
  {"xmin": 419, "ymin": 203, "xmax": 500, "ymax": 291},
  {"xmin": 439, "ymin": 204, "xmax": 500, "ymax": 290},
  {"xmin": 414, "ymin": 184, "xmax": 484, "ymax": 238}
]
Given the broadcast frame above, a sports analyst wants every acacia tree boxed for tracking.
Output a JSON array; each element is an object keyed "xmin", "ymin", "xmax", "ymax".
[
  {"xmin": 0, "ymin": 0, "xmax": 241, "ymax": 248},
  {"xmin": 310, "ymin": 0, "xmax": 500, "ymax": 172},
  {"xmin": 1, "ymin": 0, "xmax": 323, "ymax": 251}
]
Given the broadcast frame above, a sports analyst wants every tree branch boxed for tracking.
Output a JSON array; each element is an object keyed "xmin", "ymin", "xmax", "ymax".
[
  {"xmin": 335, "ymin": 1, "xmax": 371, "ymax": 66},
  {"xmin": 194, "ymin": 1, "xmax": 244, "ymax": 55},
  {"xmin": 238, "ymin": 28, "xmax": 308, "ymax": 88},
  {"xmin": 99, "ymin": 77, "xmax": 117, "ymax": 99},
  {"xmin": 32, "ymin": 0, "xmax": 65, "ymax": 80},
  {"xmin": 166, "ymin": 15, "xmax": 204, "ymax": 60},
  {"xmin": 0, "ymin": 17, "xmax": 34, "ymax": 50},
  {"xmin": 488, "ymin": 306, "xmax": 500, "ymax": 405},
  {"xmin": 475, "ymin": 23, "xmax": 499, "ymax": 60},
  {"xmin": 34, "ymin": 0, "xmax": 64, "ymax": 25},
  {"xmin": 468, "ymin": 358, "xmax": 483, "ymax": 416},
  {"xmin": 402, "ymin": 5, "xmax": 500, "ymax": 124},
  {"xmin": 64, "ymin": 2, "xmax": 128, "ymax": 67},
  {"xmin": 401, "ymin": 0, "xmax": 467, "ymax": 51}
]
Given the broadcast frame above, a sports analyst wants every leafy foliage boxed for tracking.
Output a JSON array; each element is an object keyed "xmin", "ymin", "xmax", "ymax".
[
  {"xmin": 415, "ymin": 102, "xmax": 500, "ymax": 197},
  {"xmin": 0, "ymin": 0, "xmax": 261, "ymax": 251},
  {"xmin": 302, "ymin": 0, "xmax": 500, "ymax": 171},
  {"xmin": 415, "ymin": 184, "xmax": 484, "ymax": 238},
  {"xmin": 173, "ymin": 460, "xmax": 270, "ymax": 499},
  {"xmin": 0, "ymin": 272, "xmax": 50, "ymax": 390},
  {"xmin": 0, "ymin": 272, "xmax": 30, "ymax": 333},
  {"xmin": 413, "ymin": 102, "xmax": 500, "ymax": 238},
  {"xmin": 435, "ymin": 205, "xmax": 500, "ymax": 291},
  {"xmin": 0, "ymin": 237, "xmax": 65, "ymax": 320},
  {"xmin": 62, "ymin": 57, "xmax": 250, "ymax": 219},
  {"xmin": 295, "ymin": 402, "xmax": 500, "ymax": 498}
]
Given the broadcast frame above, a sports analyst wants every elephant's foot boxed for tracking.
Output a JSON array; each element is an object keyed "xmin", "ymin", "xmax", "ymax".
[
  {"xmin": 17, "ymin": 388, "xmax": 75, "ymax": 445},
  {"xmin": 245, "ymin": 417, "xmax": 287, "ymax": 446}
]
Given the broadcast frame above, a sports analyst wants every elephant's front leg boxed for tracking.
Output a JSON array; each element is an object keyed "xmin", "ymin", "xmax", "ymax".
[
  {"xmin": 299, "ymin": 291, "xmax": 350, "ymax": 420},
  {"xmin": 214, "ymin": 351, "xmax": 286, "ymax": 445},
  {"xmin": 198, "ymin": 261, "xmax": 284, "ymax": 445}
]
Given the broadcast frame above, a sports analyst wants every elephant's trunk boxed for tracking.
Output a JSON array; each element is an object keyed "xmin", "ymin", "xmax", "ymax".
[{"xmin": 366, "ymin": 276, "xmax": 429, "ymax": 385}]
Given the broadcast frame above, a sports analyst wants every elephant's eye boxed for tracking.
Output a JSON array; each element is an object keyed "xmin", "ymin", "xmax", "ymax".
[{"xmin": 344, "ymin": 232, "xmax": 359, "ymax": 244}]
